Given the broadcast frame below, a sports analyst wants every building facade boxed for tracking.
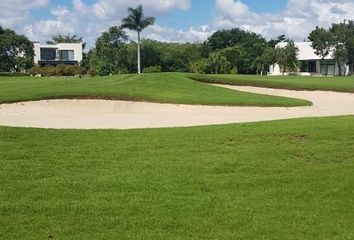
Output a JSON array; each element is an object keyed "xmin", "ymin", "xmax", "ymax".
[
  {"xmin": 269, "ymin": 42, "xmax": 348, "ymax": 76},
  {"xmin": 33, "ymin": 42, "xmax": 83, "ymax": 66}
]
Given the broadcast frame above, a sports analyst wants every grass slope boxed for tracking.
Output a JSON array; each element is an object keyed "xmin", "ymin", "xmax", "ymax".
[
  {"xmin": 0, "ymin": 73, "xmax": 310, "ymax": 107},
  {"xmin": 190, "ymin": 74, "xmax": 354, "ymax": 92},
  {"xmin": 1, "ymin": 116, "xmax": 354, "ymax": 239}
]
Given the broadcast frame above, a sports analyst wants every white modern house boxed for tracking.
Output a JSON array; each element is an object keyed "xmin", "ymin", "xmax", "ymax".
[
  {"xmin": 33, "ymin": 42, "xmax": 83, "ymax": 66},
  {"xmin": 269, "ymin": 42, "xmax": 347, "ymax": 76}
]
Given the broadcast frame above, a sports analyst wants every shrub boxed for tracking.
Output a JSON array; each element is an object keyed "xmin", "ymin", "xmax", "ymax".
[
  {"xmin": 78, "ymin": 66, "xmax": 87, "ymax": 75},
  {"xmin": 27, "ymin": 66, "xmax": 41, "ymax": 76},
  {"xmin": 190, "ymin": 59, "xmax": 208, "ymax": 74},
  {"xmin": 0, "ymin": 72, "xmax": 29, "ymax": 76},
  {"xmin": 98, "ymin": 64, "xmax": 112, "ymax": 76},
  {"xmin": 44, "ymin": 66, "xmax": 57, "ymax": 76},
  {"xmin": 230, "ymin": 67, "xmax": 238, "ymax": 74},
  {"xmin": 88, "ymin": 68, "xmax": 97, "ymax": 77},
  {"xmin": 27, "ymin": 65, "xmax": 86, "ymax": 77},
  {"xmin": 142, "ymin": 66, "xmax": 162, "ymax": 73}
]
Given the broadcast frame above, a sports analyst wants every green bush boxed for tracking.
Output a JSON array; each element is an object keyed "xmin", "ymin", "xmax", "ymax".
[
  {"xmin": 190, "ymin": 59, "xmax": 208, "ymax": 74},
  {"xmin": 88, "ymin": 68, "xmax": 97, "ymax": 77},
  {"xmin": 98, "ymin": 64, "xmax": 112, "ymax": 76},
  {"xmin": 45, "ymin": 66, "xmax": 57, "ymax": 76},
  {"xmin": 230, "ymin": 67, "xmax": 238, "ymax": 74},
  {"xmin": 0, "ymin": 72, "xmax": 29, "ymax": 76},
  {"xmin": 27, "ymin": 65, "xmax": 87, "ymax": 77},
  {"xmin": 142, "ymin": 66, "xmax": 162, "ymax": 73},
  {"xmin": 27, "ymin": 66, "xmax": 42, "ymax": 76}
]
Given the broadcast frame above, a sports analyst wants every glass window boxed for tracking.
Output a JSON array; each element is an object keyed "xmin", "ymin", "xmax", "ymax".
[
  {"xmin": 59, "ymin": 50, "xmax": 75, "ymax": 61},
  {"xmin": 321, "ymin": 64, "xmax": 335, "ymax": 75},
  {"xmin": 40, "ymin": 49, "xmax": 56, "ymax": 60},
  {"xmin": 68, "ymin": 51, "xmax": 74, "ymax": 61}
]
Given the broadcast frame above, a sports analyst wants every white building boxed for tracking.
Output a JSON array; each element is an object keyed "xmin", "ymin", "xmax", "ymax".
[
  {"xmin": 33, "ymin": 42, "xmax": 83, "ymax": 66},
  {"xmin": 269, "ymin": 42, "xmax": 347, "ymax": 76}
]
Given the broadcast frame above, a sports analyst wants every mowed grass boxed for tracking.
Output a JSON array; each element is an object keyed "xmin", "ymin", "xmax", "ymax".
[
  {"xmin": 190, "ymin": 74, "xmax": 354, "ymax": 92},
  {"xmin": 0, "ymin": 73, "xmax": 311, "ymax": 107},
  {"xmin": 1, "ymin": 116, "xmax": 354, "ymax": 239}
]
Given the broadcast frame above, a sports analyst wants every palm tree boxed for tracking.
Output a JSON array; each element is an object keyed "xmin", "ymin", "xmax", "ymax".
[{"xmin": 122, "ymin": 5, "xmax": 155, "ymax": 74}]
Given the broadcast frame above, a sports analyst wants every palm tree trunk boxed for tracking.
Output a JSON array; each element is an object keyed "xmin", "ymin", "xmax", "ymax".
[
  {"xmin": 337, "ymin": 60, "xmax": 342, "ymax": 76},
  {"xmin": 137, "ymin": 31, "xmax": 141, "ymax": 74}
]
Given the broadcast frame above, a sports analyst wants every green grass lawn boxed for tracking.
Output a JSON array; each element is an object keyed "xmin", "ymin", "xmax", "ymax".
[
  {"xmin": 0, "ymin": 73, "xmax": 311, "ymax": 107},
  {"xmin": 0, "ymin": 116, "xmax": 353, "ymax": 239},
  {"xmin": 190, "ymin": 74, "xmax": 354, "ymax": 92}
]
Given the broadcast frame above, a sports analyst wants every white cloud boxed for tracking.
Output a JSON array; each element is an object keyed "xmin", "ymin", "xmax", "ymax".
[
  {"xmin": 92, "ymin": 0, "xmax": 191, "ymax": 20},
  {"xmin": 212, "ymin": 0, "xmax": 354, "ymax": 40},
  {"xmin": 4, "ymin": 0, "xmax": 354, "ymax": 50},
  {"xmin": 145, "ymin": 24, "xmax": 213, "ymax": 42},
  {"xmin": 0, "ymin": 0, "xmax": 49, "ymax": 28},
  {"xmin": 215, "ymin": 0, "xmax": 259, "ymax": 25},
  {"xmin": 12, "ymin": 0, "xmax": 194, "ymax": 48},
  {"xmin": 51, "ymin": 6, "xmax": 70, "ymax": 17}
]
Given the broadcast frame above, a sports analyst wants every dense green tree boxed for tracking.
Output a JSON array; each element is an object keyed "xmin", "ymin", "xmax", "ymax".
[
  {"xmin": 308, "ymin": 27, "xmax": 333, "ymax": 76},
  {"xmin": 330, "ymin": 23, "xmax": 348, "ymax": 76},
  {"xmin": 309, "ymin": 27, "xmax": 332, "ymax": 59},
  {"xmin": 345, "ymin": 21, "xmax": 354, "ymax": 74},
  {"xmin": 220, "ymin": 46, "xmax": 248, "ymax": 73},
  {"xmin": 205, "ymin": 28, "xmax": 267, "ymax": 74},
  {"xmin": 268, "ymin": 35, "xmax": 286, "ymax": 48},
  {"xmin": 309, "ymin": 21, "xmax": 354, "ymax": 76},
  {"xmin": 284, "ymin": 41, "xmax": 300, "ymax": 72},
  {"xmin": 90, "ymin": 26, "xmax": 129, "ymax": 75},
  {"xmin": 137, "ymin": 40, "xmax": 204, "ymax": 73},
  {"xmin": 189, "ymin": 58, "xmax": 208, "ymax": 73},
  {"xmin": 140, "ymin": 39, "xmax": 163, "ymax": 70},
  {"xmin": 0, "ymin": 26, "xmax": 34, "ymax": 72},
  {"xmin": 276, "ymin": 41, "xmax": 299, "ymax": 75},
  {"xmin": 254, "ymin": 47, "xmax": 276, "ymax": 75},
  {"xmin": 161, "ymin": 42, "xmax": 203, "ymax": 72},
  {"xmin": 122, "ymin": 4, "xmax": 155, "ymax": 74},
  {"xmin": 206, "ymin": 28, "xmax": 266, "ymax": 51},
  {"xmin": 206, "ymin": 52, "xmax": 231, "ymax": 74},
  {"xmin": 330, "ymin": 21, "xmax": 354, "ymax": 75}
]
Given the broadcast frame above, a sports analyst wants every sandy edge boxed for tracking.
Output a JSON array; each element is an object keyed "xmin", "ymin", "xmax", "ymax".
[{"xmin": 0, "ymin": 85, "xmax": 353, "ymax": 129}]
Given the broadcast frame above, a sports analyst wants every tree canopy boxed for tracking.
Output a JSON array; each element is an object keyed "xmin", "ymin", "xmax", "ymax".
[
  {"xmin": 90, "ymin": 26, "xmax": 129, "ymax": 75},
  {"xmin": 276, "ymin": 41, "xmax": 299, "ymax": 75},
  {"xmin": 309, "ymin": 20, "xmax": 354, "ymax": 75},
  {"xmin": 47, "ymin": 33, "xmax": 86, "ymax": 49},
  {"xmin": 204, "ymin": 28, "xmax": 271, "ymax": 74},
  {"xmin": 0, "ymin": 26, "xmax": 34, "ymax": 72}
]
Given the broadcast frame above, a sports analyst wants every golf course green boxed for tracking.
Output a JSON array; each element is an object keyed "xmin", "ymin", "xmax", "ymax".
[{"xmin": 0, "ymin": 73, "xmax": 353, "ymax": 239}]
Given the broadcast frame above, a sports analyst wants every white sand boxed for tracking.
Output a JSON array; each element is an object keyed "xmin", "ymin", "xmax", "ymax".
[{"xmin": 0, "ymin": 85, "xmax": 353, "ymax": 129}]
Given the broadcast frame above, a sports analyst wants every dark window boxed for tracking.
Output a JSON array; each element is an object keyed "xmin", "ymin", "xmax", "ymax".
[
  {"xmin": 309, "ymin": 61, "xmax": 316, "ymax": 72},
  {"xmin": 320, "ymin": 60, "xmax": 335, "ymax": 75},
  {"xmin": 40, "ymin": 49, "xmax": 56, "ymax": 60},
  {"xmin": 59, "ymin": 50, "xmax": 74, "ymax": 61}
]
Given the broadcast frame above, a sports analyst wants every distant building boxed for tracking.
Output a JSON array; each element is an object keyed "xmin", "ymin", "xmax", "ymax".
[
  {"xmin": 33, "ymin": 42, "xmax": 83, "ymax": 66},
  {"xmin": 269, "ymin": 42, "xmax": 348, "ymax": 76}
]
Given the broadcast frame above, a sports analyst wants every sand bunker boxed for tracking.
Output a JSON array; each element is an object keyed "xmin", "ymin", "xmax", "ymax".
[{"xmin": 0, "ymin": 85, "xmax": 353, "ymax": 129}]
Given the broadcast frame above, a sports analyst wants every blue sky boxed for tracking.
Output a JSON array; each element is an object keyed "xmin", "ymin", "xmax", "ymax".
[
  {"xmin": 31, "ymin": 0, "xmax": 288, "ymax": 30},
  {"xmin": 1, "ymin": 0, "xmax": 353, "ymax": 48}
]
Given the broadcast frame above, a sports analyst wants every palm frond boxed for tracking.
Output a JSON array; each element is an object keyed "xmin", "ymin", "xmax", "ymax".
[{"xmin": 121, "ymin": 4, "xmax": 155, "ymax": 32}]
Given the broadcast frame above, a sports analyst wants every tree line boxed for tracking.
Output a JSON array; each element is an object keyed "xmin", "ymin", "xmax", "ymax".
[
  {"xmin": 86, "ymin": 27, "xmax": 285, "ymax": 76},
  {"xmin": 309, "ymin": 20, "xmax": 354, "ymax": 76},
  {"xmin": 1, "ymin": 4, "xmax": 354, "ymax": 77}
]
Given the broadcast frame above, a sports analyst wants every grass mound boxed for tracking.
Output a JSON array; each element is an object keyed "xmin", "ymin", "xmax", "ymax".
[
  {"xmin": 189, "ymin": 74, "xmax": 354, "ymax": 92},
  {"xmin": 0, "ymin": 73, "xmax": 311, "ymax": 107}
]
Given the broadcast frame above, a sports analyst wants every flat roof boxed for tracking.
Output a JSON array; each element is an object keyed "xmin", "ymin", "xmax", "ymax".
[{"xmin": 276, "ymin": 42, "xmax": 334, "ymax": 61}]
